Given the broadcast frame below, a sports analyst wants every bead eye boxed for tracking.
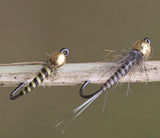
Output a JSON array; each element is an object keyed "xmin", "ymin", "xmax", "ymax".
[{"xmin": 144, "ymin": 37, "xmax": 151, "ymax": 45}]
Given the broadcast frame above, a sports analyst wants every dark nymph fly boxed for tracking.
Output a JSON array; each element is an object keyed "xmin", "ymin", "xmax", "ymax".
[
  {"xmin": 57, "ymin": 38, "xmax": 151, "ymax": 129},
  {"xmin": 76, "ymin": 37, "xmax": 151, "ymax": 117}
]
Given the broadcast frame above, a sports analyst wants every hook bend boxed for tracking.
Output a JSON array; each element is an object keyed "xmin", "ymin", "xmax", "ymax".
[
  {"xmin": 9, "ymin": 83, "xmax": 25, "ymax": 100},
  {"xmin": 79, "ymin": 80, "xmax": 103, "ymax": 99}
]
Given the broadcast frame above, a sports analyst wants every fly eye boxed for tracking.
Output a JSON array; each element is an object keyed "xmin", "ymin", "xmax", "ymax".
[{"xmin": 144, "ymin": 37, "xmax": 151, "ymax": 45}]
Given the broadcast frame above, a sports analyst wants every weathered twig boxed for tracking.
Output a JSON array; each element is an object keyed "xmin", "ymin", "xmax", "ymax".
[{"xmin": 0, "ymin": 61, "xmax": 159, "ymax": 87}]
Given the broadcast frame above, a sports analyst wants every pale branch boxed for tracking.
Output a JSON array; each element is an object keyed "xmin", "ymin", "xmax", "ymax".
[{"xmin": 0, "ymin": 61, "xmax": 159, "ymax": 87}]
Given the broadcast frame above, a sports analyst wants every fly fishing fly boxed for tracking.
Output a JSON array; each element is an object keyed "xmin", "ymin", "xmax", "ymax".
[
  {"xmin": 80, "ymin": 37, "xmax": 151, "ymax": 98},
  {"xmin": 76, "ymin": 37, "xmax": 151, "ymax": 118},
  {"xmin": 56, "ymin": 38, "xmax": 151, "ymax": 131},
  {"xmin": 9, "ymin": 48, "xmax": 69, "ymax": 100}
]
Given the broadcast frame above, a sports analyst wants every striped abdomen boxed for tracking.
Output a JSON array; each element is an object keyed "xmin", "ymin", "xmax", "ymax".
[
  {"xmin": 79, "ymin": 49, "xmax": 145, "ymax": 99},
  {"xmin": 80, "ymin": 59, "xmax": 137, "ymax": 99},
  {"xmin": 101, "ymin": 60, "xmax": 135, "ymax": 92},
  {"xmin": 21, "ymin": 66, "xmax": 52, "ymax": 95}
]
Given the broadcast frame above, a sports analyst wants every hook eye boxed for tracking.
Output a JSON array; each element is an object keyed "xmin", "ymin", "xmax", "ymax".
[
  {"xmin": 144, "ymin": 37, "xmax": 151, "ymax": 45},
  {"xmin": 9, "ymin": 83, "xmax": 25, "ymax": 100},
  {"xmin": 60, "ymin": 48, "xmax": 70, "ymax": 57},
  {"xmin": 79, "ymin": 80, "xmax": 103, "ymax": 99}
]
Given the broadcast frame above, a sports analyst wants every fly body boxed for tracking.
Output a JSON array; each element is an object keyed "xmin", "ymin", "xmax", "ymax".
[
  {"xmin": 76, "ymin": 37, "xmax": 151, "ymax": 120},
  {"xmin": 55, "ymin": 38, "xmax": 151, "ymax": 133},
  {"xmin": 9, "ymin": 48, "xmax": 69, "ymax": 100}
]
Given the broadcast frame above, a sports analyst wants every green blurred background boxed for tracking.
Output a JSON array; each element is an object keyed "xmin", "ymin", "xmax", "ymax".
[{"xmin": 0, "ymin": 0, "xmax": 160, "ymax": 138}]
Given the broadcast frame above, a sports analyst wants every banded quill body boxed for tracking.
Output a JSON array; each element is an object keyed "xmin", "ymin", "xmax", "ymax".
[
  {"xmin": 55, "ymin": 38, "xmax": 152, "ymax": 131},
  {"xmin": 68, "ymin": 38, "xmax": 152, "ymax": 122},
  {"xmin": 80, "ymin": 37, "xmax": 151, "ymax": 98}
]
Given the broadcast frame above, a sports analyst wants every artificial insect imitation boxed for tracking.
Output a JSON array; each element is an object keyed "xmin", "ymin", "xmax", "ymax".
[
  {"xmin": 74, "ymin": 37, "xmax": 151, "ymax": 120},
  {"xmin": 9, "ymin": 48, "xmax": 70, "ymax": 100},
  {"xmin": 55, "ymin": 38, "xmax": 152, "ymax": 131},
  {"xmin": 80, "ymin": 37, "xmax": 151, "ymax": 98}
]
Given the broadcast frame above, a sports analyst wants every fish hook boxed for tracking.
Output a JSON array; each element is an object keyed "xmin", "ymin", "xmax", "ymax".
[
  {"xmin": 9, "ymin": 83, "xmax": 25, "ymax": 100},
  {"xmin": 79, "ymin": 80, "xmax": 103, "ymax": 99},
  {"xmin": 60, "ymin": 48, "xmax": 70, "ymax": 57},
  {"xmin": 9, "ymin": 48, "xmax": 70, "ymax": 100}
]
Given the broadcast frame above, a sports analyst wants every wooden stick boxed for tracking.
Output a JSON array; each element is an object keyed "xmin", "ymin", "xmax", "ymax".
[{"xmin": 0, "ymin": 61, "xmax": 159, "ymax": 87}]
